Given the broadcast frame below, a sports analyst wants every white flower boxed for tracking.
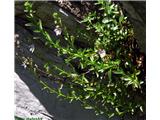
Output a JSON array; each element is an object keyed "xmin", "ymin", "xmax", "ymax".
[
  {"xmin": 14, "ymin": 34, "xmax": 19, "ymax": 39},
  {"xmin": 14, "ymin": 34, "xmax": 19, "ymax": 44},
  {"xmin": 21, "ymin": 63, "xmax": 27, "ymax": 69},
  {"xmin": 98, "ymin": 49, "xmax": 106, "ymax": 58},
  {"xmin": 54, "ymin": 26, "xmax": 62, "ymax": 36},
  {"xmin": 29, "ymin": 44, "xmax": 35, "ymax": 53},
  {"xmin": 125, "ymin": 62, "xmax": 129, "ymax": 66}
]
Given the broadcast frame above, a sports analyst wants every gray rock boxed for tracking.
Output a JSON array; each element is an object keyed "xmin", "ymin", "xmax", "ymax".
[{"xmin": 14, "ymin": 72, "xmax": 54, "ymax": 120}]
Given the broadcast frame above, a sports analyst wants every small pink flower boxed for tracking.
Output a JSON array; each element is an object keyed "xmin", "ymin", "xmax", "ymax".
[
  {"xmin": 98, "ymin": 49, "xmax": 106, "ymax": 58},
  {"xmin": 54, "ymin": 25, "xmax": 62, "ymax": 36}
]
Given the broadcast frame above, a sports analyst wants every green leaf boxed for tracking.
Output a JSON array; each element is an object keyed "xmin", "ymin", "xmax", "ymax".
[
  {"xmin": 96, "ymin": 72, "xmax": 99, "ymax": 78},
  {"xmin": 39, "ymin": 19, "xmax": 43, "ymax": 30},
  {"xmin": 59, "ymin": 84, "xmax": 63, "ymax": 90},
  {"xmin": 119, "ymin": 15, "xmax": 124, "ymax": 23},
  {"xmin": 69, "ymin": 98, "xmax": 74, "ymax": 103},
  {"xmin": 140, "ymin": 106, "xmax": 143, "ymax": 112},
  {"xmin": 59, "ymin": 71, "xmax": 67, "ymax": 76},
  {"xmin": 108, "ymin": 113, "xmax": 115, "ymax": 118},
  {"xmin": 113, "ymin": 70, "xmax": 124, "ymax": 75},
  {"xmin": 45, "ymin": 31, "xmax": 52, "ymax": 43},
  {"xmin": 25, "ymin": 23, "xmax": 33, "ymax": 26},
  {"xmin": 85, "ymin": 94, "xmax": 90, "ymax": 99},
  {"xmin": 108, "ymin": 69, "xmax": 112, "ymax": 81},
  {"xmin": 33, "ymin": 30, "xmax": 40, "ymax": 33},
  {"xmin": 90, "ymin": 55, "xmax": 94, "ymax": 62},
  {"xmin": 53, "ymin": 12, "xmax": 58, "ymax": 18},
  {"xmin": 102, "ymin": 17, "xmax": 110, "ymax": 23},
  {"xmin": 85, "ymin": 87, "xmax": 95, "ymax": 91},
  {"xmin": 84, "ymin": 106, "xmax": 93, "ymax": 109},
  {"xmin": 115, "ymin": 107, "xmax": 123, "ymax": 115},
  {"xmin": 135, "ymin": 70, "xmax": 141, "ymax": 75},
  {"xmin": 80, "ymin": 62, "xmax": 84, "ymax": 69},
  {"xmin": 82, "ymin": 74, "xmax": 89, "ymax": 83}
]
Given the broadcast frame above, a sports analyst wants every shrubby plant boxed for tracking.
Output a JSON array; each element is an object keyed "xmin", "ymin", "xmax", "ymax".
[{"xmin": 24, "ymin": 0, "xmax": 145, "ymax": 118}]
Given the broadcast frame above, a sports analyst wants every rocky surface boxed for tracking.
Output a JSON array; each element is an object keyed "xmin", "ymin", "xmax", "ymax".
[
  {"xmin": 14, "ymin": 64, "xmax": 110, "ymax": 120},
  {"xmin": 15, "ymin": 1, "xmax": 145, "ymax": 120},
  {"xmin": 14, "ymin": 72, "xmax": 54, "ymax": 120},
  {"xmin": 120, "ymin": 1, "xmax": 146, "ymax": 53}
]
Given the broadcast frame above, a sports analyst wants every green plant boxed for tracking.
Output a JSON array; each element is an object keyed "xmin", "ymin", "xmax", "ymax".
[
  {"xmin": 23, "ymin": 0, "xmax": 145, "ymax": 118},
  {"xmin": 15, "ymin": 116, "xmax": 24, "ymax": 120}
]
